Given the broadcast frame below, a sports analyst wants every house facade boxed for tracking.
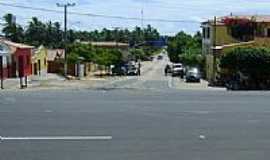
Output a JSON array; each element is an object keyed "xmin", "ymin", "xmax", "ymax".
[
  {"xmin": 79, "ymin": 41, "xmax": 130, "ymax": 76},
  {"xmin": 32, "ymin": 46, "xmax": 48, "ymax": 77},
  {"xmin": 47, "ymin": 49, "xmax": 65, "ymax": 74},
  {"xmin": 202, "ymin": 15, "xmax": 270, "ymax": 83},
  {"xmin": 0, "ymin": 39, "xmax": 33, "ymax": 78}
]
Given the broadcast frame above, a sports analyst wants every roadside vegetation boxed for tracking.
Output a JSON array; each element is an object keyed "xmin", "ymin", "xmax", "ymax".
[
  {"xmin": 167, "ymin": 31, "xmax": 205, "ymax": 75},
  {"xmin": 1, "ymin": 13, "xmax": 161, "ymax": 49},
  {"xmin": 67, "ymin": 43, "xmax": 123, "ymax": 67},
  {"xmin": 220, "ymin": 47, "xmax": 270, "ymax": 89},
  {"xmin": 2, "ymin": 13, "xmax": 163, "ymax": 66}
]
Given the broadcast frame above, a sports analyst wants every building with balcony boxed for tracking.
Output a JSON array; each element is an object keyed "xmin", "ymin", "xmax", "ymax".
[{"xmin": 202, "ymin": 15, "xmax": 270, "ymax": 83}]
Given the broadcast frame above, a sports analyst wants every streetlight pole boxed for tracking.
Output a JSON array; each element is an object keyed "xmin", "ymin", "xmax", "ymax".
[
  {"xmin": 213, "ymin": 16, "xmax": 217, "ymax": 84},
  {"xmin": 113, "ymin": 27, "xmax": 121, "ymax": 48},
  {"xmin": 57, "ymin": 2, "xmax": 76, "ymax": 77}
]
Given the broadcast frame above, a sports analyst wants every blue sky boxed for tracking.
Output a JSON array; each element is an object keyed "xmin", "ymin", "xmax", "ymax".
[{"xmin": 1, "ymin": 0, "xmax": 270, "ymax": 35}]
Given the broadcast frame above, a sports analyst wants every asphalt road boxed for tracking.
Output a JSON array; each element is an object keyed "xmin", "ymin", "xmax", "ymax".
[
  {"xmin": 102, "ymin": 55, "xmax": 174, "ymax": 90},
  {"xmin": 1, "ymin": 56, "xmax": 270, "ymax": 160}
]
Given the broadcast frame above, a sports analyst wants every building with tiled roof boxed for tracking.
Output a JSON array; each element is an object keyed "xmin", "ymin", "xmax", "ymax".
[{"xmin": 202, "ymin": 14, "xmax": 270, "ymax": 83}]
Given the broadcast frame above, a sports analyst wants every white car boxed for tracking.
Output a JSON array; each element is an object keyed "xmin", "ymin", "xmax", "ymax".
[{"xmin": 172, "ymin": 63, "xmax": 184, "ymax": 78}]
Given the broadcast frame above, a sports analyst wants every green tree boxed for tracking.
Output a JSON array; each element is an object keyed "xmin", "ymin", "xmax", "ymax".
[
  {"xmin": 167, "ymin": 31, "xmax": 202, "ymax": 63},
  {"xmin": 94, "ymin": 48, "xmax": 123, "ymax": 66},
  {"xmin": 2, "ymin": 13, "xmax": 24, "ymax": 42},
  {"xmin": 67, "ymin": 43, "xmax": 94, "ymax": 63},
  {"xmin": 144, "ymin": 25, "xmax": 160, "ymax": 41},
  {"xmin": 2, "ymin": 13, "xmax": 162, "ymax": 51},
  {"xmin": 25, "ymin": 17, "xmax": 47, "ymax": 46},
  {"xmin": 130, "ymin": 48, "xmax": 145, "ymax": 60}
]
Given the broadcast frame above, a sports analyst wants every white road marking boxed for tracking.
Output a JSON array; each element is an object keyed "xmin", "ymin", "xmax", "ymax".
[
  {"xmin": 199, "ymin": 135, "xmax": 206, "ymax": 140},
  {"xmin": 0, "ymin": 136, "xmax": 112, "ymax": 141},
  {"xmin": 168, "ymin": 76, "xmax": 173, "ymax": 88},
  {"xmin": 44, "ymin": 110, "xmax": 53, "ymax": 113}
]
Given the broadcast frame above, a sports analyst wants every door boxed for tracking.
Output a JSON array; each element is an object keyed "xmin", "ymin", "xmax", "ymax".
[
  {"xmin": 34, "ymin": 63, "xmax": 38, "ymax": 75},
  {"xmin": 18, "ymin": 55, "xmax": 24, "ymax": 77},
  {"xmin": 38, "ymin": 60, "xmax": 41, "ymax": 75}
]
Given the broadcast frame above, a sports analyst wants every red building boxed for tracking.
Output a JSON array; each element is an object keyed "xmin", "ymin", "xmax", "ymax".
[{"xmin": 0, "ymin": 39, "xmax": 34, "ymax": 78}]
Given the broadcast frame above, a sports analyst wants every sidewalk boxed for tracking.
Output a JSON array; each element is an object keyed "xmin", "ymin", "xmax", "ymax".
[
  {"xmin": 0, "ymin": 74, "xmax": 68, "ymax": 90},
  {"xmin": 0, "ymin": 61, "xmax": 157, "ymax": 91},
  {"xmin": 172, "ymin": 77, "xmax": 226, "ymax": 91}
]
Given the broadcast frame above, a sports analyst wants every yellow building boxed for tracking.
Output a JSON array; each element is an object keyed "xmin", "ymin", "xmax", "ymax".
[
  {"xmin": 202, "ymin": 15, "xmax": 270, "ymax": 84},
  {"xmin": 32, "ymin": 45, "xmax": 48, "ymax": 77}
]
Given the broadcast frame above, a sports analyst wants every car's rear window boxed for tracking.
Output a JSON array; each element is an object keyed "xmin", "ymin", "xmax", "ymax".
[{"xmin": 174, "ymin": 65, "xmax": 182, "ymax": 68}]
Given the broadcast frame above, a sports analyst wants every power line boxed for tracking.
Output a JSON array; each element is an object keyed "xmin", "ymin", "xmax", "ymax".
[{"xmin": 0, "ymin": 2, "xmax": 201, "ymax": 24}]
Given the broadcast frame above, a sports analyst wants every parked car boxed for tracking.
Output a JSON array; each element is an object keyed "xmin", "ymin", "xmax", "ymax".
[
  {"xmin": 171, "ymin": 63, "xmax": 184, "ymax": 78},
  {"xmin": 185, "ymin": 68, "xmax": 201, "ymax": 83},
  {"xmin": 112, "ymin": 65, "xmax": 127, "ymax": 76},
  {"xmin": 127, "ymin": 65, "xmax": 139, "ymax": 76},
  {"xmin": 157, "ymin": 55, "xmax": 163, "ymax": 60}
]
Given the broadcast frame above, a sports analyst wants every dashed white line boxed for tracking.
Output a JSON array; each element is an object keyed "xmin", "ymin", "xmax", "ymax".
[{"xmin": 0, "ymin": 136, "xmax": 112, "ymax": 141}]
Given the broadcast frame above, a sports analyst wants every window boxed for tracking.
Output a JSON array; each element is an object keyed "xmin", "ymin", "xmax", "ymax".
[
  {"xmin": 203, "ymin": 28, "xmax": 206, "ymax": 38},
  {"xmin": 206, "ymin": 27, "xmax": 210, "ymax": 39},
  {"xmin": 267, "ymin": 28, "xmax": 270, "ymax": 37},
  {"xmin": 203, "ymin": 27, "xmax": 210, "ymax": 39},
  {"xmin": 44, "ymin": 58, "xmax": 46, "ymax": 66}
]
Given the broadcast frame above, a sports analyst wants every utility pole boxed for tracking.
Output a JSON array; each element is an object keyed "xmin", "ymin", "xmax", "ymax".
[
  {"xmin": 57, "ymin": 2, "xmax": 76, "ymax": 77},
  {"xmin": 213, "ymin": 16, "xmax": 217, "ymax": 84},
  {"xmin": 0, "ymin": 56, "xmax": 3, "ymax": 89},
  {"xmin": 113, "ymin": 27, "xmax": 120, "ymax": 48},
  {"xmin": 141, "ymin": 8, "xmax": 144, "ymax": 29}
]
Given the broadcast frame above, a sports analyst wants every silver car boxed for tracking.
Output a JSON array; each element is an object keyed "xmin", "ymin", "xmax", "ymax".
[{"xmin": 186, "ymin": 68, "xmax": 201, "ymax": 83}]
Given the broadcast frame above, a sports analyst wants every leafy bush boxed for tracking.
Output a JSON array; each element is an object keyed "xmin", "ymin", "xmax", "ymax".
[
  {"xmin": 220, "ymin": 47, "xmax": 270, "ymax": 78},
  {"xmin": 130, "ymin": 49, "xmax": 145, "ymax": 60},
  {"xmin": 67, "ymin": 43, "xmax": 94, "ymax": 63},
  {"xmin": 179, "ymin": 53, "xmax": 205, "ymax": 67},
  {"xmin": 167, "ymin": 31, "xmax": 202, "ymax": 63},
  {"xmin": 67, "ymin": 43, "xmax": 123, "ymax": 66}
]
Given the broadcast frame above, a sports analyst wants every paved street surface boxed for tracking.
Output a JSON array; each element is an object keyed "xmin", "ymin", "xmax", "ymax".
[
  {"xmin": 100, "ymin": 56, "xmax": 220, "ymax": 91},
  {"xmin": 1, "ymin": 56, "xmax": 270, "ymax": 160}
]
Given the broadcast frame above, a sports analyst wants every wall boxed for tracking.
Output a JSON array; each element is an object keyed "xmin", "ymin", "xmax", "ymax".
[
  {"xmin": 14, "ymin": 48, "xmax": 32, "ymax": 77},
  {"xmin": 214, "ymin": 25, "xmax": 239, "ymax": 46},
  {"xmin": 32, "ymin": 47, "xmax": 48, "ymax": 77}
]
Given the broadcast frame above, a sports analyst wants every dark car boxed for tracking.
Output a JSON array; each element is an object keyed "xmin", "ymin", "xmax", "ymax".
[
  {"xmin": 157, "ymin": 55, "xmax": 163, "ymax": 60},
  {"xmin": 112, "ymin": 66, "xmax": 127, "ymax": 76},
  {"xmin": 186, "ymin": 68, "xmax": 201, "ymax": 83}
]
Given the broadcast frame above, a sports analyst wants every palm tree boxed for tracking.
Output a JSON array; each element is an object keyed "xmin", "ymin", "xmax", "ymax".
[{"xmin": 2, "ymin": 13, "xmax": 24, "ymax": 42}]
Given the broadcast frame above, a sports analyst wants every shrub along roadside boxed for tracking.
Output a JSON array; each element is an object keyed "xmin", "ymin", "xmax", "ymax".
[
  {"xmin": 130, "ymin": 47, "xmax": 162, "ymax": 61},
  {"xmin": 220, "ymin": 47, "xmax": 270, "ymax": 89},
  {"xmin": 67, "ymin": 43, "xmax": 123, "ymax": 67}
]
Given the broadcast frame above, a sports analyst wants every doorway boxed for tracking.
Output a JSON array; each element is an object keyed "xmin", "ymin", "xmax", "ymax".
[
  {"xmin": 38, "ymin": 59, "xmax": 41, "ymax": 75},
  {"xmin": 18, "ymin": 55, "xmax": 24, "ymax": 77},
  {"xmin": 34, "ymin": 63, "xmax": 38, "ymax": 75}
]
